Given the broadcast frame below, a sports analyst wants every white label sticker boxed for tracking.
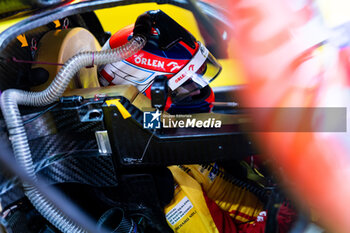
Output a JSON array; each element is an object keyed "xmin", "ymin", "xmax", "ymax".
[{"xmin": 166, "ymin": 196, "xmax": 193, "ymax": 226}]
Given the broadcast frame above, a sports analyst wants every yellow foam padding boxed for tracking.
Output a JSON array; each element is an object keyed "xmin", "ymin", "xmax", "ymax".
[
  {"xmin": 165, "ymin": 166, "xmax": 219, "ymax": 233},
  {"xmin": 182, "ymin": 165, "xmax": 263, "ymax": 223},
  {"xmin": 106, "ymin": 99, "xmax": 131, "ymax": 119},
  {"xmin": 132, "ymin": 93, "xmax": 154, "ymax": 111},
  {"xmin": 95, "ymin": 4, "xmax": 204, "ymax": 43},
  {"xmin": 62, "ymin": 85, "xmax": 139, "ymax": 100},
  {"xmin": 31, "ymin": 27, "xmax": 101, "ymax": 92}
]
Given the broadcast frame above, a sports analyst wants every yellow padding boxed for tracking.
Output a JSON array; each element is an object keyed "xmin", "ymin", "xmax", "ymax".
[
  {"xmin": 182, "ymin": 164, "xmax": 263, "ymax": 222},
  {"xmin": 106, "ymin": 99, "xmax": 131, "ymax": 119},
  {"xmin": 31, "ymin": 27, "xmax": 101, "ymax": 92},
  {"xmin": 166, "ymin": 166, "xmax": 219, "ymax": 233}
]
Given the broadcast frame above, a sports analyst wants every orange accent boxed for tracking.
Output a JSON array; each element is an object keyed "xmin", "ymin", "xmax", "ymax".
[
  {"xmin": 53, "ymin": 20, "xmax": 61, "ymax": 28},
  {"xmin": 109, "ymin": 24, "xmax": 134, "ymax": 48},
  {"xmin": 106, "ymin": 99, "xmax": 131, "ymax": 119},
  {"xmin": 16, "ymin": 34, "xmax": 28, "ymax": 47}
]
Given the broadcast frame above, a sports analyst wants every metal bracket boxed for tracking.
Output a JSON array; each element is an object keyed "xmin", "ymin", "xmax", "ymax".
[{"xmin": 95, "ymin": 130, "xmax": 112, "ymax": 154}]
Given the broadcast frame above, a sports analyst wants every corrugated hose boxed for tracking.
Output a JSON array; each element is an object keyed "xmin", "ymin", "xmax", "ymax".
[{"xmin": 0, "ymin": 35, "xmax": 146, "ymax": 233}]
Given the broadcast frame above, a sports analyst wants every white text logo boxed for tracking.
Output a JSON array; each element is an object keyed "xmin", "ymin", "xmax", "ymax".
[
  {"xmin": 167, "ymin": 62, "xmax": 182, "ymax": 72},
  {"xmin": 134, "ymin": 57, "xmax": 165, "ymax": 69},
  {"xmin": 163, "ymin": 116, "xmax": 221, "ymax": 128}
]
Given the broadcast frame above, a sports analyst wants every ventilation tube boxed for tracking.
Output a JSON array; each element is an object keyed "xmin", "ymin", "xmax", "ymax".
[{"xmin": 0, "ymin": 36, "xmax": 146, "ymax": 233}]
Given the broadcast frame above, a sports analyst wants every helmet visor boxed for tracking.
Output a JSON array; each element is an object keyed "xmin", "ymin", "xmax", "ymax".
[{"xmin": 169, "ymin": 43, "xmax": 222, "ymax": 104}]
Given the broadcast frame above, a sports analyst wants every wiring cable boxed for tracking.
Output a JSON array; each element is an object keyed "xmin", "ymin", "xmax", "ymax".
[{"xmin": 22, "ymin": 102, "xmax": 59, "ymax": 125}]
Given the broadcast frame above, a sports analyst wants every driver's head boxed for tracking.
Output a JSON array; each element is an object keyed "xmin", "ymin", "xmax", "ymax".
[{"xmin": 99, "ymin": 16, "xmax": 221, "ymax": 114}]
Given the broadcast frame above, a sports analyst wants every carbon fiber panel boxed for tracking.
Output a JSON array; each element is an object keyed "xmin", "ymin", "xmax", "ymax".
[
  {"xmin": 0, "ymin": 153, "xmax": 117, "ymax": 208},
  {"xmin": 52, "ymin": 107, "xmax": 104, "ymax": 133},
  {"xmin": 29, "ymin": 134, "xmax": 98, "ymax": 163},
  {"xmin": 23, "ymin": 113, "xmax": 57, "ymax": 140},
  {"xmin": 0, "ymin": 102, "xmax": 111, "ymax": 208},
  {"xmin": 39, "ymin": 153, "xmax": 116, "ymax": 187}
]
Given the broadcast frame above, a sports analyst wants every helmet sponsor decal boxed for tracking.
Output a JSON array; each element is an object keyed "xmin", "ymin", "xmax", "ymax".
[
  {"xmin": 126, "ymin": 51, "xmax": 188, "ymax": 73},
  {"xmin": 168, "ymin": 42, "xmax": 209, "ymax": 90},
  {"xmin": 134, "ymin": 56, "xmax": 165, "ymax": 69},
  {"xmin": 167, "ymin": 62, "xmax": 182, "ymax": 72}
]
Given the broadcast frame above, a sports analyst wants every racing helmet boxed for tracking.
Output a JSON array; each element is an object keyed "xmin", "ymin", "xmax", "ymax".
[{"xmin": 99, "ymin": 17, "xmax": 222, "ymax": 114}]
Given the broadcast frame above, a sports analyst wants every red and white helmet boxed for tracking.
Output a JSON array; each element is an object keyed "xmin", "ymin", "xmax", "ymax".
[{"xmin": 99, "ymin": 18, "xmax": 222, "ymax": 114}]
